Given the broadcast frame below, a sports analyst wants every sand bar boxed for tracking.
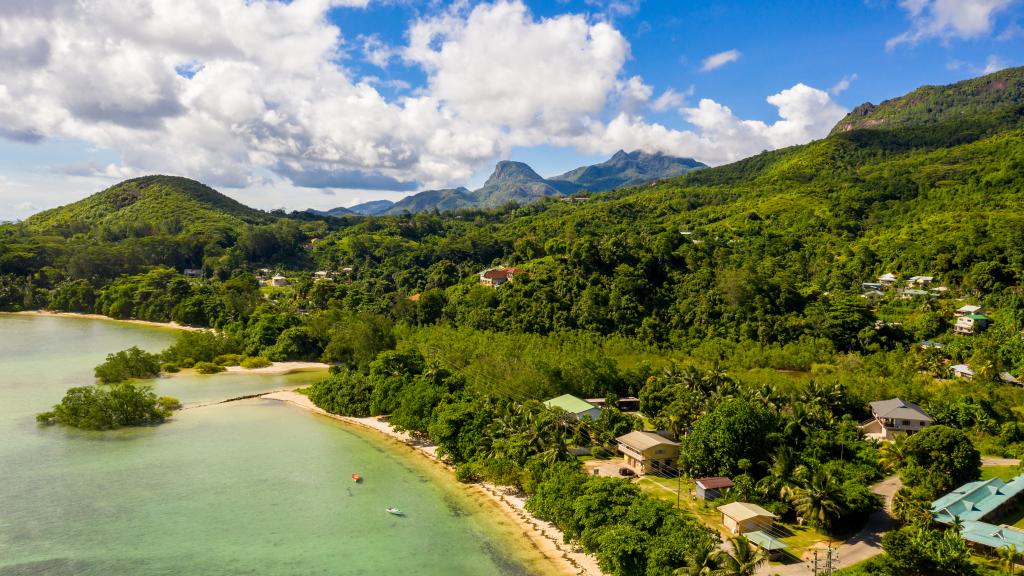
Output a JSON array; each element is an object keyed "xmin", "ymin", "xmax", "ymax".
[{"xmin": 10, "ymin": 310, "xmax": 204, "ymax": 331}]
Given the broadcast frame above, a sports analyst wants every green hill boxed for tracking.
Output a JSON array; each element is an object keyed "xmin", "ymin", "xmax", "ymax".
[
  {"xmin": 831, "ymin": 65, "xmax": 1024, "ymax": 134},
  {"xmin": 23, "ymin": 175, "xmax": 275, "ymax": 238}
]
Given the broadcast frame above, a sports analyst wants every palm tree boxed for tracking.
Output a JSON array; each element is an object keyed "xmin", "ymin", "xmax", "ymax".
[
  {"xmin": 756, "ymin": 446, "xmax": 808, "ymax": 500},
  {"xmin": 878, "ymin": 433, "xmax": 908, "ymax": 473},
  {"xmin": 712, "ymin": 536, "xmax": 767, "ymax": 576},
  {"xmin": 997, "ymin": 544, "xmax": 1018, "ymax": 575},
  {"xmin": 673, "ymin": 541, "xmax": 717, "ymax": 576},
  {"xmin": 783, "ymin": 469, "xmax": 846, "ymax": 530}
]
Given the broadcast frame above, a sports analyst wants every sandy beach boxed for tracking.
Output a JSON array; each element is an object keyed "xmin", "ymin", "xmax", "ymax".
[
  {"xmin": 224, "ymin": 362, "xmax": 330, "ymax": 375},
  {"xmin": 262, "ymin": 390, "xmax": 603, "ymax": 576},
  {"xmin": 10, "ymin": 310, "xmax": 204, "ymax": 331}
]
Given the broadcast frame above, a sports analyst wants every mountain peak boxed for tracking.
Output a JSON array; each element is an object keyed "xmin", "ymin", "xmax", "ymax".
[{"xmin": 483, "ymin": 161, "xmax": 545, "ymax": 187}]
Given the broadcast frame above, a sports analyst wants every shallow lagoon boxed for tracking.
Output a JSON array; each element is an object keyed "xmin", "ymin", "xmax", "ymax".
[{"xmin": 0, "ymin": 314, "xmax": 555, "ymax": 576}]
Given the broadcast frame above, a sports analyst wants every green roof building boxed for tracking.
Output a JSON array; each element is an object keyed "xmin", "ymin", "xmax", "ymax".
[{"xmin": 543, "ymin": 394, "xmax": 601, "ymax": 420}]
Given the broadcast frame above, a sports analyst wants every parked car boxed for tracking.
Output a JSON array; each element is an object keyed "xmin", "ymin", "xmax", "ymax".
[{"xmin": 618, "ymin": 467, "xmax": 636, "ymax": 477}]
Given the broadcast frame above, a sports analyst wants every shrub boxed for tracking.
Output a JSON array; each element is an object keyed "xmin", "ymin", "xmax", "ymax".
[
  {"xmin": 455, "ymin": 463, "xmax": 480, "ymax": 483},
  {"xmin": 179, "ymin": 357, "xmax": 196, "ymax": 368},
  {"xmin": 94, "ymin": 347, "xmax": 161, "ymax": 383},
  {"xmin": 162, "ymin": 331, "xmax": 241, "ymax": 364},
  {"xmin": 36, "ymin": 383, "xmax": 171, "ymax": 430},
  {"xmin": 194, "ymin": 361, "xmax": 226, "ymax": 374},
  {"xmin": 240, "ymin": 356, "xmax": 272, "ymax": 369},
  {"xmin": 161, "ymin": 363, "xmax": 180, "ymax": 373},
  {"xmin": 212, "ymin": 354, "xmax": 244, "ymax": 366},
  {"xmin": 158, "ymin": 396, "xmax": 182, "ymax": 410}
]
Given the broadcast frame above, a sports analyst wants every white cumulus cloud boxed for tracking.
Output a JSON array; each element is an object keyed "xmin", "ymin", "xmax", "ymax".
[
  {"xmin": 0, "ymin": 0, "xmax": 848, "ymax": 208},
  {"xmin": 887, "ymin": 0, "xmax": 1016, "ymax": 49}
]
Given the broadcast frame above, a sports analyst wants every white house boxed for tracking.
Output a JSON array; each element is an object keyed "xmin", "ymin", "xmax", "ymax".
[
  {"xmin": 879, "ymin": 273, "xmax": 899, "ymax": 286},
  {"xmin": 907, "ymin": 276, "xmax": 935, "ymax": 287},
  {"xmin": 956, "ymin": 305, "xmax": 985, "ymax": 317},
  {"xmin": 952, "ymin": 364, "xmax": 975, "ymax": 379},
  {"xmin": 479, "ymin": 267, "xmax": 522, "ymax": 288},
  {"xmin": 955, "ymin": 314, "xmax": 990, "ymax": 335},
  {"xmin": 269, "ymin": 275, "xmax": 289, "ymax": 287},
  {"xmin": 717, "ymin": 502, "xmax": 776, "ymax": 535},
  {"xmin": 860, "ymin": 398, "xmax": 933, "ymax": 440}
]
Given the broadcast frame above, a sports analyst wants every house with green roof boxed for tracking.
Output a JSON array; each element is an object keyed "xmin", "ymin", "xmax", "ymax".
[
  {"xmin": 955, "ymin": 313, "xmax": 992, "ymax": 335},
  {"xmin": 932, "ymin": 475, "xmax": 1024, "ymax": 553},
  {"xmin": 543, "ymin": 394, "xmax": 601, "ymax": 420}
]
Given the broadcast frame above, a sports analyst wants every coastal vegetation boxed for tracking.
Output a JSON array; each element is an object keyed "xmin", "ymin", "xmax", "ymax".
[
  {"xmin": 36, "ymin": 383, "xmax": 178, "ymax": 430},
  {"xmin": 6, "ymin": 68, "xmax": 1024, "ymax": 571},
  {"xmin": 94, "ymin": 346, "xmax": 162, "ymax": 383}
]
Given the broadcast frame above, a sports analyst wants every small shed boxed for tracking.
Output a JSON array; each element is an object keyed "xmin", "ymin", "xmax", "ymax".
[
  {"xmin": 1000, "ymin": 372, "xmax": 1021, "ymax": 386},
  {"xmin": 745, "ymin": 530, "xmax": 788, "ymax": 560},
  {"xmin": 717, "ymin": 502, "xmax": 776, "ymax": 535},
  {"xmin": 952, "ymin": 364, "xmax": 975, "ymax": 379},
  {"xmin": 543, "ymin": 394, "xmax": 601, "ymax": 420},
  {"xmin": 695, "ymin": 477, "xmax": 734, "ymax": 500}
]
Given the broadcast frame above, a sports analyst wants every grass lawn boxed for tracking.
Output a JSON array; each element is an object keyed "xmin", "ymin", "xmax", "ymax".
[
  {"xmin": 635, "ymin": 474, "xmax": 837, "ymax": 565},
  {"xmin": 981, "ymin": 464, "xmax": 1021, "ymax": 481}
]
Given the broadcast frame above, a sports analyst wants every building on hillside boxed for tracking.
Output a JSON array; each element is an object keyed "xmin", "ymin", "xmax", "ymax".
[
  {"xmin": 269, "ymin": 275, "xmax": 289, "ymax": 287},
  {"xmin": 717, "ymin": 502, "xmax": 776, "ymax": 535},
  {"xmin": 861, "ymin": 282, "xmax": 883, "ymax": 292},
  {"xmin": 1000, "ymin": 372, "xmax": 1021, "ymax": 386},
  {"xmin": 878, "ymin": 273, "xmax": 899, "ymax": 287},
  {"xmin": 906, "ymin": 276, "xmax": 935, "ymax": 287},
  {"xmin": 183, "ymin": 268, "xmax": 204, "ymax": 279},
  {"xmin": 901, "ymin": 289, "xmax": 931, "ymax": 300},
  {"xmin": 408, "ymin": 293, "xmax": 421, "ymax": 302},
  {"xmin": 616, "ymin": 431, "xmax": 679, "ymax": 476},
  {"xmin": 932, "ymin": 475, "xmax": 1024, "ymax": 553},
  {"xmin": 479, "ymin": 267, "xmax": 522, "ymax": 288},
  {"xmin": 860, "ymin": 398, "xmax": 932, "ymax": 440},
  {"xmin": 920, "ymin": 340, "xmax": 946, "ymax": 350},
  {"xmin": 256, "ymin": 268, "xmax": 271, "ymax": 280},
  {"xmin": 861, "ymin": 290, "xmax": 884, "ymax": 304},
  {"xmin": 956, "ymin": 304, "xmax": 985, "ymax": 317},
  {"xmin": 585, "ymin": 397, "xmax": 641, "ymax": 412},
  {"xmin": 955, "ymin": 314, "xmax": 991, "ymax": 335},
  {"xmin": 694, "ymin": 477, "xmax": 734, "ymax": 500},
  {"xmin": 951, "ymin": 364, "xmax": 975, "ymax": 379},
  {"xmin": 313, "ymin": 271, "xmax": 330, "ymax": 280},
  {"xmin": 543, "ymin": 394, "xmax": 601, "ymax": 420}
]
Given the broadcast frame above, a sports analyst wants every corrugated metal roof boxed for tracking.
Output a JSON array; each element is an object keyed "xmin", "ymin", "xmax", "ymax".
[
  {"xmin": 717, "ymin": 502, "xmax": 776, "ymax": 522},
  {"xmin": 961, "ymin": 521, "xmax": 1024, "ymax": 550},
  {"xmin": 932, "ymin": 476, "xmax": 1024, "ymax": 524},
  {"xmin": 870, "ymin": 398, "xmax": 933, "ymax": 422},
  {"xmin": 543, "ymin": 394, "xmax": 597, "ymax": 415},
  {"xmin": 746, "ymin": 530, "xmax": 788, "ymax": 551}
]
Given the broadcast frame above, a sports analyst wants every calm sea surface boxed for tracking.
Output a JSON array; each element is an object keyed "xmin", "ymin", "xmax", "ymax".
[{"xmin": 0, "ymin": 314, "xmax": 554, "ymax": 576}]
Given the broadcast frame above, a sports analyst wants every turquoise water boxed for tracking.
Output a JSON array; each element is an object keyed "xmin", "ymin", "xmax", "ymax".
[{"xmin": 0, "ymin": 315, "xmax": 555, "ymax": 575}]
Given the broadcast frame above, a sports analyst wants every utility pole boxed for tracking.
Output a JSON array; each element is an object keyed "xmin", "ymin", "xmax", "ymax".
[{"xmin": 808, "ymin": 544, "xmax": 838, "ymax": 575}]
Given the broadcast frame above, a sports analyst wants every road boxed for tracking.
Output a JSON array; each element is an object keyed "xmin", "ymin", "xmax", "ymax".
[{"xmin": 755, "ymin": 475, "xmax": 901, "ymax": 575}]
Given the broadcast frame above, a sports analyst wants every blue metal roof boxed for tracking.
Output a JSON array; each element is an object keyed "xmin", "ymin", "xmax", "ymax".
[
  {"xmin": 960, "ymin": 521, "xmax": 1024, "ymax": 550},
  {"xmin": 745, "ymin": 530, "xmax": 788, "ymax": 551}
]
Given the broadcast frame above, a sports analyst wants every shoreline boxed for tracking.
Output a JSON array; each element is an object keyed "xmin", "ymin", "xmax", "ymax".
[
  {"xmin": 7, "ymin": 310, "xmax": 203, "ymax": 331},
  {"xmin": 261, "ymin": 390, "xmax": 603, "ymax": 576}
]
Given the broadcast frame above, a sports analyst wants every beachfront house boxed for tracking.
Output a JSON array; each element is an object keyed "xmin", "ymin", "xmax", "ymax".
[
  {"xmin": 479, "ymin": 267, "xmax": 522, "ymax": 288},
  {"xmin": 952, "ymin": 364, "xmax": 975, "ymax": 380},
  {"xmin": 717, "ymin": 502, "xmax": 776, "ymax": 535},
  {"xmin": 694, "ymin": 477, "xmax": 734, "ymax": 500},
  {"xmin": 543, "ymin": 394, "xmax": 601, "ymax": 420},
  {"xmin": 955, "ymin": 314, "xmax": 991, "ymax": 335},
  {"xmin": 616, "ymin": 431, "xmax": 679, "ymax": 476},
  {"xmin": 860, "ymin": 398, "xmax": 932, "ymax": 440}
]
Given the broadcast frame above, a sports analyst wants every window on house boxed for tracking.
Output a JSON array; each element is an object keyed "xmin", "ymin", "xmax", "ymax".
[{"xmin": 903, "ymin": 420, "xmax": 910, "ymax": 425}]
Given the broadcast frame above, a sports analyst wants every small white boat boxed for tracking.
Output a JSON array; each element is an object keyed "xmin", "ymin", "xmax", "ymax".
[{"xmin": 386, "ymin": 507, "xmax": 404, "ymax": 516}]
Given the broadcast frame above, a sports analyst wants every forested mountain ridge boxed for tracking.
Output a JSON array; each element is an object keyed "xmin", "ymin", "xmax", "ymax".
[
  {"xmin": 831, "ymin": 65, "xmax": 1024, "ymax": 134},
  {"xmin": 22, "ymin": 175, "xmax": 275, "ymax": 237}
]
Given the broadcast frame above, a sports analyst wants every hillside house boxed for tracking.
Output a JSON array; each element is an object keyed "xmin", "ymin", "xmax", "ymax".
[
  {"xmin": 878, "ymin": 273, "xmax": 898, "ymax": 287},
  {"xmin": 861, "ymin": 282, "xmax": 883, "ymax": 292},
  {"xmin": 585, "ymin": 396, "xmax": 641, "ymax": 412},
  {"xmin": 861, "ymin": 290, "xmax": 884, "ymax": 304},
  {"xmin": 543, "ymin": 394, "xmax": 601, "ymax": 420},
  {"xmin": 955, "ymin": 314, "xmax": 991, "ymax": 335},
  {"xmin": 951, "ymin": 364, "xmax": 975, "ymax": 379},
  {"xmin": 920, "ymin": 340, "xmax": 946, "ymax": 350},
  {"xmin": 616, "ymin": 431, "xmax": 679, "ymax": 476},
  {"xmin": 907, "ymin": 276, "xmax": 935, "ymax": 287},
  {"xmin": 183, "ymin": 268, "xmax": 203, "ymax": 279},
  {"xmin": 269, "ymin": 275, "xmax": 289, "ymax": 287},
  {"xmin": 956, "ymin": 304, "xmax": 985, "ymax": 317},
  {"xmin": 717, "ymin": 502, "xmax": 776, "ymax": 535},
  {"xmin": 313, "ymin": 271, "xmax": 330, "ymax": 280},
  {"xmin": 900, "ymin": 289, "xmax": 930, "ymax": 300},
  {"xmin": 1000, "ymin": 372, "xmax": 1021, "ymax": 385},
  {"xmin": 860, "ymin": 398, "xmax": 932, "ymax": 440},
  {"xmin": 479, "ymin": 267, "xmax": 522, "ymax": 288},
  {"xmin": 695, "ymin": 477, "xmax": 734, "ymax": 500}
]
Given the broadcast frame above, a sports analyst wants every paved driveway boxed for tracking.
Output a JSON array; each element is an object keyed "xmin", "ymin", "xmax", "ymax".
[{"xmin": 755, "ymin": 475, "xmax": 901, "ymax": 575}]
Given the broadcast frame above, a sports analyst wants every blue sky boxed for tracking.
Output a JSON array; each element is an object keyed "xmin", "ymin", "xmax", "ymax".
[{"xmin": 0, "ymin": 0, "xmax": 1022, "ymax": 219}]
